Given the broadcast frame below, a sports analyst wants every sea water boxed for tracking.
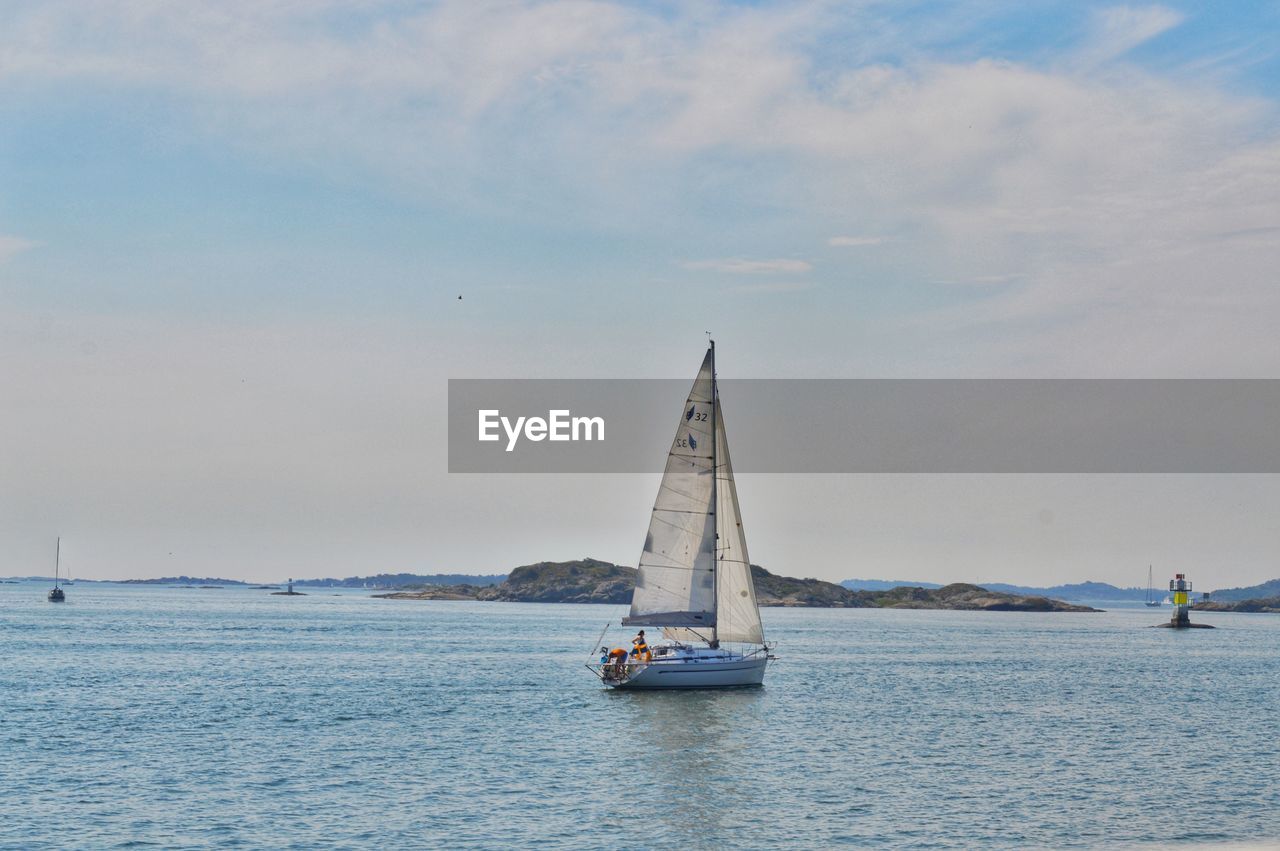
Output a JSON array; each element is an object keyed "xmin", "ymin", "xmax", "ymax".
[{"xmin": 2, "ymin": 582, "xmax": 1278, "ymax": 849}]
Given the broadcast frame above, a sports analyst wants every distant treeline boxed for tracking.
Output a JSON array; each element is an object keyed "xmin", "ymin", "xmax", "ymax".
[
  {"xmin": 843, "ymin": 576, "xmax": 1280, "ymax": 602},
  {"xmin": 1207, "ymin": 577, "xmax": 1280, "ymax": 602},
  {"xmin": 842, "ymin": 578, "xmax": 1148, "ymax": 601}
]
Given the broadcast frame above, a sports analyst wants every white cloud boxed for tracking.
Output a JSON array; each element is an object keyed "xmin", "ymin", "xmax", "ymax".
[
  {"xmin": 0, "ymin": 1, "xmax": 1277, "ymax": 374},
  {"xmin": 0, "ymin": 235, "xmax": 36, "ymax": 264},
  {"xmin": 683, "ymin": 258, "xmax": 813, "ymax": 275},
  {"xmin": 1078, "ymin": 5, "xmax": 1186, "ymax": 68},
  {"xmin": 828, "ymin": 235, "xmax": 884, "ymax": 247}
]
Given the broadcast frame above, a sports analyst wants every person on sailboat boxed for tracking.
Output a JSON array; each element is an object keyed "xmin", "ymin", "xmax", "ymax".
[
  {"xmin": 630, "ymin": 630, "xmax": 651, "ymax": 662},
  {"xmin": 606, "ymin": 647, "xmax": 629, "ymax": 674}
]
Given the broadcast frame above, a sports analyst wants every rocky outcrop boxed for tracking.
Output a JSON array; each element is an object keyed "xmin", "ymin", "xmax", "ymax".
[
  {"xmin": 375, "ymin": 559, "xmax": 1096, "ymax": 611},
  {"xmin": 750, "ymin": 565, "xmax": 865, "ymax": 607},
  {"xmin": 476, "ymin": 559, "xmax": 634, "ymax": 604},
  {"xmin": 1194, "ymin": 596, "xmax": 1280, "ymax": 613},
  {"xmin": 375, "ymin": 584, "xmax": 481, "ymax": 601},
  {"xmin": 858, "ymin": 582, "xmax": 1097, "ymax": 612}
]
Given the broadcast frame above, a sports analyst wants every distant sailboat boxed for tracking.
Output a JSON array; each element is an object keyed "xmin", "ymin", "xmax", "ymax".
[
  {"xmin": 1144, "ymin": 565, "xmax": 1161, "ymax": 607},
  {"xmin": 48, "ymin": 538, "xmax": 65, "ymax": 603},
  {"xmin": 589, "ymin": 341, "xmax": 772, "ymax": 689}
]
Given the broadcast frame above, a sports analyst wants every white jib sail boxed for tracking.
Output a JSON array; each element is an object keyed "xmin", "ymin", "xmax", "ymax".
[
  {"xmin": 625, "ymin": 349, "xmax": 718, "ymax": 630},
  {"xmin": 709, "ymin": 397, "xmax": 765, "ymax": 645}
]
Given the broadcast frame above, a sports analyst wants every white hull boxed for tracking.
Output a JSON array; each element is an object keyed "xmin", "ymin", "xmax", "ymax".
[{"xmin": 595, "ymin": 650, "xmax": 768, "ymax": 690}]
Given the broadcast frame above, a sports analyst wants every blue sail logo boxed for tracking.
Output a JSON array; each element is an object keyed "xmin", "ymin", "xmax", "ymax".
[
  {"xmin": 688, "ymin": 433, "xmax": 697, "ymax": 451},
  {"xmin": 686, "ymin": 405, "xmax": 696, "ymax": 421}
]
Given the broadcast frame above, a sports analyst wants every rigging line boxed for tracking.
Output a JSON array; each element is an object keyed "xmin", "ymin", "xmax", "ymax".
[
  {"xmin": 657, "ymin": 473, "xmax": 712, "ymax": 498},
  {"xmin": 667, "ymin": 627, "xmax": 715, "ymax": 644},
  {"xmin": 665, "ymin": 461, "xmax": 710, "ymax": 473},
  {"xmin": 640, "ymin": 580, "xmax": 708, "ymax": 600},
  {"xmin": 644, "ymin": 549, "xmax": 707, "ymax": 566},
  {"xmin": 641, "ymin": 551, "xmax": 712, "ymax": 570},
  {"xmin": 654, "ymin": 472, "xmax": 713, "ymax": 497},
  {"xmin": 655, "ymin": 478, "xmax": 712, "ymax": 502},
  {"xmin": 638, "ymin": 581, "xmax": 687, "ymax": 598},
  {"xmin": 662, "ymin": 455, "xmax": 713, "ymax": 467},
  {"xmin": 647, "ymin": 517, "xmax": 708, "ymax": 538},
  {"xmin": 666, "ymin": 460, "xmax": 714, "ymax": 470},
  {"xmin": 655, "ymin": 488, "xmax": 710, "ymax": 507},
  {"xmin": 641, "ymin": 573, "xmax": 708, "ymax": 596},
  {"xmin": 663, "ymin": 456, "xmax": 713, "ymax": 469},
  {"xmin": 652, "ymin": 501, "xmax": 710, "ymax": 518},
  {"xmin": 639, "ymin": 560, "xmax": 714, "ymax": 574},
  {"xmin": 666, "ymin": 451, "xmax": 715, "ymax": 461},
  {"xmin": 662, "ymin": 468, "xmax": 712, "ymax": 484},
  {"xmin": 646, "ymin": 513, "xmax": 711, "ymax": 537},
  {"xmin": 650, "ymin": 511, "xmax": 711, "ymax": 532},
  {"xmin": 640, "ymin": 549, "xmax": 698, "ymax": 568}
]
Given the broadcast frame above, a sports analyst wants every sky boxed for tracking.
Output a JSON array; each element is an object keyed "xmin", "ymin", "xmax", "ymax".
[{"xmin": 2, "ymin": 1, "xmax": 1279, "ymax": 586}]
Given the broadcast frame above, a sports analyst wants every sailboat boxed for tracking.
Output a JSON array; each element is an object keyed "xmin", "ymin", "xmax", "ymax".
[
  {"xmin": 48, "ymin": 537, "xmax": 66, "ymax": 602},
  {"xmin": 1144, "ymin": 565, "xmax": 1161, "ymax": 607},
  {"xmin": 589, "ymin": 341, "xmax": 772, "ymax": 689}
]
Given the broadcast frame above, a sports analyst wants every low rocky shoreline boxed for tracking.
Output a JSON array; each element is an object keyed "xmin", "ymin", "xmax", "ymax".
[
  {"xmin": 1194, "ymin": 596, "xmax": 1280, "ymax": 613},
  {"xmin": 373, "ymin": 558, "xmax": 1098, "ymax": 612}
]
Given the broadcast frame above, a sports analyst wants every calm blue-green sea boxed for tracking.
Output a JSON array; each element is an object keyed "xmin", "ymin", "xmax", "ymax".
[{"xmin": 2, "ymin": 582, "xmax": 1278, "ymax": 849}]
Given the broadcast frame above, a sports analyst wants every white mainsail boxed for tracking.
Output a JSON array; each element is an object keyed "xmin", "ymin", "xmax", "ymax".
[
  {"xmin": 625, "ymin": 349, "xmax": 718, "ymax": 630},
  {"xmin": 624, "ymin": 345, "xmax": 765, "ymax": 646}
]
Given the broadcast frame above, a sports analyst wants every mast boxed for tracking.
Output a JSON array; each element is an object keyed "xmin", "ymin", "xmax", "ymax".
[
  {"xmin": 55, "ymin": 537, "xmax": 61, "ymax": 589},
  {"xmin": 710, "ymin": 339, "xmax": 719, "ymax": 644}
]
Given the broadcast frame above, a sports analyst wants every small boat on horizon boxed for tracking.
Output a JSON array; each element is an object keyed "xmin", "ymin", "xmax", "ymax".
[
  {"xmin": 588, "ymin": 341, "xmax": 772, "ymax": 689},
  {"xmin": 48, "ymin": 538, "xmax": 66, "ymax": 603},
  {"xmin": 1144, "ymin": 565, "xmax": 1161, "ymax": 607}
]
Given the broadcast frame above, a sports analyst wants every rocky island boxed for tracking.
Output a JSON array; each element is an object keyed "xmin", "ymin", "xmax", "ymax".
[
  {"xmin": 1194, "ymin": 596, "xmax": 1280, "ymax": 614},
  {"xmin": 374, "ymin": 559, "xmax": 1098, "ymax": 612}
]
